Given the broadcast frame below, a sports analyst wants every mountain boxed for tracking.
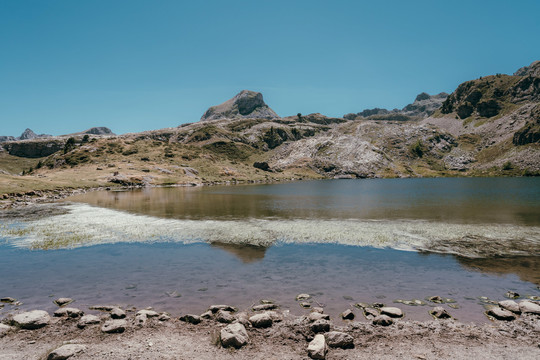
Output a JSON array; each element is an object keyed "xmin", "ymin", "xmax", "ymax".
[{"xmin": 200, "ymin": 90, "xmax": 279, "ymax": 121}]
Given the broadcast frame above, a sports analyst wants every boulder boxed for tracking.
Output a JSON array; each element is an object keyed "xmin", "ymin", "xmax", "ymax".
[
  {"xmin": 47, "ymin": 344, "xmax": 86, "ymax": 360},
  {"xmin": 498, "ymin": 300, "xmax": 521, "ymax": 314},
  {"xmin": 77, "ymin": 315, "xmax": 100, "ymax": 329},
  {"xmin": 519, "ymin": 300, "xmax": 540, "ymax": 315},
  {"xmin": 12, "ymin": 310, "xmax": 50, "ymax": 329},
  {"xmin": 487, "ymin": 307, "xmax": 516, "ymax": 321},
  {"xmin": 380, "ymin": 307, "xmax": 404, "ymax": 318},
  {"xmin": 54, "ymin": 307, "xmax": 84, "ymax": 318},
  {"xmin": 220, "ymin": 323, "xmax": 249, "ymax": 348},
  {"xmin": 325, "ymin": 331, "xmax": 354, "ymax": 349},
  {"xmin": 101, "ymin": 319, "xmax": 127, "ymax": 333},
  {"xmin": 372, "ymin": 315, "xmax": 393, "ymax": 326},
  {"xmin": 310, "ymin": 319, "xmax": 330, "ymax": 333},
  {"xmin": 249, "ymin": 312, "xmax": 273, "ymax": 328},
  {"xmin": 216, "ymin": 310, "xmax": 235, "ymax": 323},
  {"xmin": 53, "ymin": 298, "xmax": 73, "ymax": 307},
  {"xmin": 110, "ymin": 307, "xmax": 126, "ymax": 319},
  {"xmin": 307, "ymin": 334, "xmax": 327, "ymax": 359},
  {"xmin": 341, "ymin": 309, "xmax": 354, "ymax": 320},
  {"xmin": 179, "ymin": 314, "xmax": 202, "ymax": 325},
  {"xmin": 429, "ymin": 306, "xmax": 452, "ymax": 319}
]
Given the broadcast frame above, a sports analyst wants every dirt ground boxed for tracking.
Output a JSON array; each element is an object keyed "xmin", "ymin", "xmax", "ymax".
[{"xmin": 1, "ymin": 308, "xmax": 539, "ymax": 360}]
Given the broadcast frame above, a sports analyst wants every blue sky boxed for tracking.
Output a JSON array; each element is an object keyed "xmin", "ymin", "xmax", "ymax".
[{"xmin": 1, "ymin": 0, "xmax": 539, "ymax": 136}]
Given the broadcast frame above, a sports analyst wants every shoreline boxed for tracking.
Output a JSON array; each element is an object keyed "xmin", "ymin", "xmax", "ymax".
[{"xmin": 1, "ymin": 298, "xmax": 539, "ymax": 360}]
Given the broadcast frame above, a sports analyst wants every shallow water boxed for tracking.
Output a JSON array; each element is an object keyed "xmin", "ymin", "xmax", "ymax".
[{"xmin": 1, "ymin": 178, "xmax": 539, "ymax": 323}]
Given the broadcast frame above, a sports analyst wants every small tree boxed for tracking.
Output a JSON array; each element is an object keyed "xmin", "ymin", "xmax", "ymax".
[
  {"xmin": 64, "ymin": 137, "xmax": 76, "ymax": 154},
  {"xmin": 82, "ymin": 134, "xmax": 90, "ymax": 143}
]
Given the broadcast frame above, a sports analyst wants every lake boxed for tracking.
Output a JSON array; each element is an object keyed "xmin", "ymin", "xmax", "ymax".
[{"xmin": 1, "ymin": 178, "xmax": 539, "ymax": 323}]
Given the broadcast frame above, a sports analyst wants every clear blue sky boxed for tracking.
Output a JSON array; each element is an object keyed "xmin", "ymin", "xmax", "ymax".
[{"xmin": 1, "ymin": 0, "xmax": 539, "ymax": 136}]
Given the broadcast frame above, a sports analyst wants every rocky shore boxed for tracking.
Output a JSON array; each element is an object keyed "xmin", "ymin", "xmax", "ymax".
[{"xmin": 1, "ymin": 296, "xmax": 539, "ymax": 359}]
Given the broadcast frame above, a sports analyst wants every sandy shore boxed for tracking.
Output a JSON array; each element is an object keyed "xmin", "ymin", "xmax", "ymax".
[{"xmin": 1, "ymin": 301, "xmax": 539, "ymax": 360}]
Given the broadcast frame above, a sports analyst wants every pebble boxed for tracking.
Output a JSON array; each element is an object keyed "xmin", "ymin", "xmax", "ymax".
[
  {"xmin": 101, "ymin": 319, "xmax": 127, "ymax": 333},
  {"xmin": 307, "ymin": 334, "xmax": 327, "ymax": 359},
  {"xmin": 179, "ymin": 314, "xmax": 202, "ymax": 325},
  {"xmin": 77, "ymin": 315, "xmax": 100, "ymax": 329},
  {"xmin": 325, "ymin": 331, "xmax": 354, "ymax": 349},
  {"xmin": 53, "ymin": 298, "xmax": 73, "ymax": 307},
  {"xmin": 53, "ymin": 307, "xmax": 84, "ymax": 318},
  {"xmin": 380, "ymin": 307, "xmax": 404, "ymax": 318},
  {"xmin": 47, "ymin": 344, "xmax": 86, "ymax": 360},
  {"xmin": 372, "ymin": 315, "xmax": 393, "ymax": 326},
  {"xmin": 311, "ymin": 319, "xmax": 330, "ymax": 333},
  {"xmin": 220, "ymin": 323, "xmax": 249, "ymax": 348},
  {"xmin": 216, "ymin": 309, "xmax": 235, "ymax": 323},
  {"xmin": 12, "ymin": 310, "xmax": 51, "ymax": 329},
  {"xmin": 429, "ymin": 306, "xmax": 452, "ymax": 319},
  {"xmin": 341, "ymin": 309, "xmax": 354, "ymax": 320}
]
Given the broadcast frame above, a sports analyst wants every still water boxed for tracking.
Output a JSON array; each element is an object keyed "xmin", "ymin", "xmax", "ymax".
[{"xmin": 1, "ymin": 178, "xmax": 539, "ymax": 323}]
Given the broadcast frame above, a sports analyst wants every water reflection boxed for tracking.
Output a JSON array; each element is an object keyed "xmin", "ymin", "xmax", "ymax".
[
  {"xmin": 210, "ymin": 242, "xmax": 268, "ymax": 263},
  {"xmin": 457, "ymin": 256, "xmax": 540, "ymax": 286}
]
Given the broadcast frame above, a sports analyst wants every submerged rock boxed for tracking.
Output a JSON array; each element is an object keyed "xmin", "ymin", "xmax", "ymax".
[
  {"xmin": 300, "ymin": 302, "xmax": 312, "ymax": 308},
  {"xmin": 89, "ymin": 305, "xmax": 116, "ymax": 311},
  {"xmin": 0, "ymin": 297, "xmax": 16, "ymax": 304},
  {"xmin": 308, "ymin": 334, "xmax": 327, "ymax": 359},
  {"xmin": 486, "ymin": 307, "xmax": 517, "ymax": 321},
  {"xmin": 427, "ymin": 296, "xmax": 444, "ymax": 304},
  {"xmin": 53, "ymin": 298, "xmax": 73, "ymax": 307},
  {"xmin": 252, "ymin": 303, "xmax": 278, "ymax": 311},
  {"xmin": 380, "ymin": 307, "xmax": 404, "ymax": 318},
  {"xmin": 220, "ymin": 323, "xmax": 249, "ymax": 348},
  {"xmin": 354, "ymin": 302, "xmax": 369, "ymax": 309},
  {"xmin": 372, "ymin": 315, "xmax": 393, "ymax": 326},
  {"xmin": 325, "ymin": 331, "xmax": 354, "ymax": 349},
  {"xmin": 209, "ymin": 305, "xmax": 236, "ymax": 313},
  {"xmin": 505, "ymin": 291, "xmax": 520, "ymax": 299},
  {"xmin": 429, "ymin": 306, "xmax": 452, "ymax": 319},
  {"xmin": 179, "ymin": 314, "xmax": 202, "ymax": 325},
  {"xmin": 12, "ymin": 310, "xmax": 50, "ymax": 329},
  {"xmin": 47, "ymin": 344, "xmax": 86, "ymax": 360},
  {"xmin": 101, "ymin": 319, "xmax": 127, "ymax": 333},
  {"xmin": 296, "ymin": 294, "xmax": 311, "ymax": 301},
  {"xmin": 53, "ymin": 307, "xmax": 84, "ymax": 318},
  {"xmin": 341, "ymin": 309, "xmax": 355, "ymax": 320},
  {"xmin": 77, "ymin": 315, "xmax": 100, "ymax": 329}
]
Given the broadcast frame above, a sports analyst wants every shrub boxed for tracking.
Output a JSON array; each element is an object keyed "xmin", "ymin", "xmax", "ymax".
[{"xmin": 410, "ymin": 140, "xmax": 425, "ymax": 158}]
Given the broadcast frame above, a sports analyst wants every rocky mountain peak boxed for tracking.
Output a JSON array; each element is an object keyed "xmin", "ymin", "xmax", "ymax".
[
  {"xmin": 513, "ymin": 60, "xmax": 540, "ymax": 77},
  {"xmin": 19, "ymin": 128, "xmax": 37, "ymax": 140},
  {"xmin": 200, "ymin": 90, "xmax": 279, "ymax": 121},
  {"xmin": 83, "ymin": 127, "xmax": 114, "ymax": 135}
]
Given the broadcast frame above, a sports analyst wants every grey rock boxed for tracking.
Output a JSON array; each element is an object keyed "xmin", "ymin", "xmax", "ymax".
[
  {"xmin": 12, "ymin": 310, "xmax": 50, "ymax": 329},
  {"xmin": 209, "ymin": 304, "xmax": 236, "ymax": 313},
  {"xmin": 487, "ymin": 307, "xmax": 517, "ymax": 321},
  {"xmin": 249, "ymin": 312, "xmax": 273, "ymax": 328},
  {"xmin": 310, "ymin": 319, "xmax": 330, "ymax": 333},
  {"xmin": 363, "ymin": 308, "xmax": 379, "ymax": 320},
  {"xmin": 0, "ymin": 323, "xmax": 13, "ymax": 338},
  {"xmin": 179, "ymin": 314, "xmax": 202, "ymax": 325},
  {"xmin": 53, "ymin": 298, "xmax": 73, "ymax": 307},
  {"xmin": 53, "ymin": 307, "xmax": 84, "ymax": 318},
  {"xmin": 136, "ymin": 309, "xmax": 159, "ymax": 317},
  {"xmin": 47, "ymin": 344, "xmax": 86, "ymax": 360},
  {"xmin": 307, "ymin": 334, "xmax": 327, "ymax": 359},
  {"xmin": 0, "ymin": 297, "xmax": 16, "ymax": 304},
  {"xmin": 235, "ymin": 311, "xmax": 251, "ymax": 326},
  {"xmin": 498, "ymin": 300, "xmax": 521, "ymax": 313},
  {"xmin": 300, "ymin": 302, "xmax": 311, "ymax": 308},
  {"xmin": 216, "ymin": 309, "xmax": 235, "ymax": 323},
  {"xmin": 380, "ymin": 306, "xmax": 403, "ymax": 318},
  {"xmin": 296, "ymin": 293, "xmax": 311, "ymax": 301},
  {"xmin": 308, "ymin": 312, "xmax": 330, "ymax": 322},
  {"xmin": 220, "ymin": 323, "xmax": 249, "ymax": 348},
  {"xmin": 429, "ymin": 306, "xmax": 452, "ymax": 319},
  {"xmin": 519, "ymin": 300, "xmax": 540, "ymax": 315},
  {"xmin": 341, "ymin": 309, "xmax": 354, "ymax": 320},
  {"xmin": 325, "ymin": 331, "xmax": 354, "ymax": 349},
  {"xmin": 252, "ymin": 303, "xmax": 278, "ymax": 311},
  {"xmin": 311, "ymin": 307, "xmax": 325, "ymax": 314},
  {"xmin": 158, "ymin": 313, "xmax": 170, "ymax": 321},
  {"xmin": 372, "ymin": 315, "xmax": 393, "ymax": 326},
  {"xmin": 134, "ymin": 313, "xmax": 147, "ymax": 326},
  {"xmin": 110, "ymin": 307, "xmax": 126, "ymax": 319},
  {"xmin": 89, "ymin": 305, "xmax": 115, "ymax": 312},
  {"xmin": 101, "ymin": 319, "xmax": 127, "ymax": 333},
  {"xmin": 77, "ymin": 314, "xmax": 100, "ymax": 329},
  {"xmin": 200, "ymin": 311, "xmax": 213, "ymax": 319},
  {"xmin": 201, "ymin": 90, "xmax": 279, "ymax": 121}
]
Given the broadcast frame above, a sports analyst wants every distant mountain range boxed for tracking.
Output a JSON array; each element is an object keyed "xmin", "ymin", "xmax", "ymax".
[{"xmin": 0, "ymin": 127, "xmax": 114, "ymax": 143}]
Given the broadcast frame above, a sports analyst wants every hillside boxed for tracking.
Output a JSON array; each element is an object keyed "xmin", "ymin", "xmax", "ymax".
[{"xmin": 0, "ymin": 62, "xmax": 539, "ymax": 201}]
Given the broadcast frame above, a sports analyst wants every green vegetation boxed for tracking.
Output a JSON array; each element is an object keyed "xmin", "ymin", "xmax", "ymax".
[{"xmin": 410, "ymin": 140, "xmax": 426, "ymax": 158}]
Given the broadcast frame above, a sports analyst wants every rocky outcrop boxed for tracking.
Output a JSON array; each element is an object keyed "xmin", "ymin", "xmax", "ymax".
[
  {"xmin": 0, "ymin": 136, "xmax": 15, "ymax": 143},
  {"xmin": 200, "ymin": 90, "xmax": 279, "ymax": 121},
  {"xmin": 83, "ymin": 127, "xmax": 114, "ymax": 135},
  {"xmin": 2, "ymin": 139, "xmax": 64, "ymax": 158}
]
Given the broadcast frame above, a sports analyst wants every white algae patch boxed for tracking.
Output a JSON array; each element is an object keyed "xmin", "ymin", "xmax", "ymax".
[{"xmin": 1, "ymin": 203, "xmax": 539, "ymax": 258}]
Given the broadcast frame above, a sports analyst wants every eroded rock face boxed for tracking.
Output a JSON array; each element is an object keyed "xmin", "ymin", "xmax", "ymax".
[
  {"xmin": 12, "ymin": 310, "xmax": 51, "ymax": 329},
  {"xmin": 220, "ymin": 323, "xmax": 249, "ymax": 348},
  {"xmin": 200, "ymin": 90, "xmax": 279, "ymax": 121}
]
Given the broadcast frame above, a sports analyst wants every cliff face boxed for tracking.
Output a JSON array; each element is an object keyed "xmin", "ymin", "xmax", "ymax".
[{"xmin": 2, "ymin": 140, "xmax": 64, "ymax": 158}]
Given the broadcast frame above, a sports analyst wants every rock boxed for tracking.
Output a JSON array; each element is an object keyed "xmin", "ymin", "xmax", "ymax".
[
  {"xmin": 47, "ymin": 344, "xmax": 86, "ymax": 360},
  {"xmin": 136, "ymin": 309, "xmax": 159, "ymax": 317},
  {"xmin": 429, "ymin": 306, "xmax": 452, "ymax": 319},
  {"xmin": 312, "ymin": 307, "xmax": 325, "ymax": 314},
  {"xmin": 372, "ymin": 315, "xmax": 393, "ymax": 326},
  {"xmin": 487, "ymin": 307, "xmax": 517, "ymax": 321},
  {"xmin": 505, "ymin": 291, "xmax": 520, "ymax": 299},
  {"xmin": 209, "ymin": 304, "xmax": 236, "ymax": 313},
  {"xmin": 260, "ymin": 299, "xmax": 274, "ymax": 304},
  {"xmin": 12, "ymin": 310, "xmax": 50, "ymax": 329},
  {"xmin": 101, "ymin": 319, "xmax": 127, "ymax": 333},
  {"xmin": 89, "ymin": 305, "xmax": 115, "ymax": 312},
  {"xmin": 220, "ymin": 323, "xmax": 249, "ymax": 348},
  {"xmin": 252, "ymin": 303, "xmax": 278, "ymax": 311},
  {"xmin": 53, "ymin": 307, "xmax": 84, "ymax": 318},
  {"xmin": 363, "ymin": 308, "xmax": 379, "ymax": 319},
  {"xmin": 427, "ymin": 296, "xmax": 444, "ymax": 304},
  {"xmin": 0, "ymin": 297, "xmax": 16, "ymax": 304},
  {"xmin": 83, "ymin": 127, "xmax": 114, "ymax": 135},
  {"xmin": 300, "ymin": 302, "xmax": 311, "ymax": 308},
  {"xmin": 53, "ymin": 298, "xmax": 73, "ymax": 307},
  {"xmin": 307, "ymin": 334, "xmax": 327, "ymax": 359},
  {"xmin": 310, "ymin": 319, "xmax": 330, "ymax": 333},
  {"xmin": 498, "ymin": 300, "xmax": 521, "ymax": 313},
  {"xmin": 253, "ymin": 162, "xmax": 271, "ymax": 171},
  {"xmin": 249, "ymin": 312, "xmax": 273, "ymax": 328},
  {"xmin": 235, "ymin": 312, "xmax": 250, "ymax": 326},
  {"xmin": 354, "ymin": 302, "xmax": 369, "ymax": 309},
  {"xmin": 216, "ymin": 310, "xmax": 235, "ymax": 323},
  {"xmin": 134, "ymin": 313, "xmax": 147, "ymax": 326},
  {"xmin": 0, "ymin": 323, "xmax": 13, "ymax": 338},
  {"xmin": 309, "ymin": 312, "xmax": 330, "ymax": 322},
  {"xmin": 519, "ymin": 300, "xmax": 540, "ymax": 315},
  {"xmin": 110, "ymin": 307, "xmax": 126, "ymax": 319},
  {"xmin": 372, "ymin": 302, "xmax": 385, "ymax": 308},
  {"xmin": 200, "ymin": 311, "xmax": 213, "ymax": 319},
  {"xmin": 341, "ymin": 309, "xmax": 354, "ymax": 320},
  {"xmin": 296, "ymin": 294, "xmax": 311, "ymax": 301},
  {"xmin": 380, "ymin": 307, "xmax": 404, "ymax": 318},
  {"xmin": 158, "ymin": 313, "xmax": 170, "ymax": 321},
  {"xmin": 201, "ymin": 90, "xmax": 279, "ymax": 121},
  {"xmin": 77, "ymin": 315, "xmax": 100, "ymax": 328},
  {"xmin": 179, "ymin": 314, "xmax": 202, "ymax": 325},
  {"xmin": 325, "ymin": 331, "xmax": 354, "ymax": 349}
]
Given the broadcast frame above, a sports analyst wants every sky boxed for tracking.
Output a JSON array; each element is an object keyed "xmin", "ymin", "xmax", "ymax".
[{"xmin": 1, "ymin": 0, "xmax": 539, "ymax": 136}]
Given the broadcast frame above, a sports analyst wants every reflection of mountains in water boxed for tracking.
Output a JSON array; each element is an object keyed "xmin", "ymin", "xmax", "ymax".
[
  {"xmin": 457, "ymin": 256, "xmax": 540, "ymax": 286},
  {"xmin": 210, "ymin": 242, "xmax": 267, "ymax": 263}
]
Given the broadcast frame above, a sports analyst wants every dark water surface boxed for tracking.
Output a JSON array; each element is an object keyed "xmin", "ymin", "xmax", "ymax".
[{"xmin": 1, "ymin": 178, "xmax": 539, "ymax": 323}]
